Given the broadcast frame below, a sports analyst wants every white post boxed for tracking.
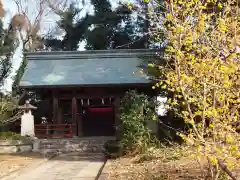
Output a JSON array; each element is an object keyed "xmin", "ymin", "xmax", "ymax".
[{"xmin": 21, "ymin": 110, "xmax": 35, "ymax": 137}]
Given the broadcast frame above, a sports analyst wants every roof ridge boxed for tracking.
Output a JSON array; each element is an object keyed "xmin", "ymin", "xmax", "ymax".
[
  {"xmin": 25, "ymin": 49, "xmax": 159, "ymax": 55},
  {"xmin": 25, "ymin": 49, "xmax": 162, "ymax": 60}
]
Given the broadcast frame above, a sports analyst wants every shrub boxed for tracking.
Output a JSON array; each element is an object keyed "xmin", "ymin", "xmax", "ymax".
[
  {"xmin": 103, "ymin": 140, "xmax": 121, "ymax": 159},
  {"xmin": 0, "ymin": 95, "xmax": 19, "ymax": 126},
  {"xmin": 119, "ymin": 90, "xmax": 159, "ymax": 155},
  {"xmin": 0, "ymin": 131, "xmax": 29, "ymax": 141},
  {"xmin": 142, "ymin": 0, "xmax": 240, "ymax": 179}
]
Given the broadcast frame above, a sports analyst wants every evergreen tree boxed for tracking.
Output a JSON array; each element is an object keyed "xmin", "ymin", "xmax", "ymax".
[
  {"xmin": 0, "ymin": 18, "xmax": 19, "ymax": 87},
  {"xmin": 12, "ymin": 54, "xmax": 27, "ymax": 96},
  {"xmin": 43, "ymin": 0, "xmax": 147, "ymax": 51},
  {"xmin": 44, "ymin": 2, "xmax": 90, "ymax": 51},
  {"xmin": 84, "ymin": 0, "xmax": 145, "ymax": 50}
]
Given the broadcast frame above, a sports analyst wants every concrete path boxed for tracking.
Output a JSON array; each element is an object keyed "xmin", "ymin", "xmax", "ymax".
[{"xmin": 2, "ymin": 153, "xmax": 105, "ymax": 180}]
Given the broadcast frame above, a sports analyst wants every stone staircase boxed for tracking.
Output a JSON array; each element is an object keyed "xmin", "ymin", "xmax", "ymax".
[{"xmin": 36, "ymin": 136, "xmax": 115, "ymax": 154}]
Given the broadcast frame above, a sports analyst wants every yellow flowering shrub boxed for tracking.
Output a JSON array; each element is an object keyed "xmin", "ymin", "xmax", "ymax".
[{"xmin": 137, "ymin": 0, "xmax": 239, "ymax": 179}]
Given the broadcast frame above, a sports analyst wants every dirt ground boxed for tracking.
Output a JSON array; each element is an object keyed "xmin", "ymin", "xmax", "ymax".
[
  {"xmin": 101, "ymin": 156, "xmax": 204, "ymax": 180},
  {"xmin": 100, "ymin": 152, "xmax": 240, "ymax": 180},
  {"xmin": 0, "ymin": 152, "xmax": 46, "ymax": 178}
]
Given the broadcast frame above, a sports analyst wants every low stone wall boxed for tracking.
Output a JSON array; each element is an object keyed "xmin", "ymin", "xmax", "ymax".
[
  {"xmin": 0, "ymin": 140, "xmax": 33, "ymax": 153},
  {"xmin": 38, "ymin": 136, "xmax": 116, "ymax": 153}
]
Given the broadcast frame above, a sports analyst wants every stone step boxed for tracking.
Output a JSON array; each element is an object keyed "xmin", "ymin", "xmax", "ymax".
[
  {"xmin": 39, "ymin": 143, "xmax": 104, "ymax": 148},
  {"xmin": 39, "ymin": 142, "xmax": 105, "ymax": 148},
  {"xmin": 36, "ymin": 136, "xmax": 115, "ymax": 153},
  {"xmin": 39, "ymin": 144, "xmax": 104, "ymax": 148},
  {"xmin": 39, "ymin": 148, "xmax": 103, "ymax": 153},
  {"xmin": 39, "ymin": 136, "xmax": 114, "ymax": 143},
  {"xmin": 39, "ymin": 145, "xmax": 104, "ymax": 152},
  {"xmin": 39, "ymin": 142, "xmax": 105, "ymax": 146}
]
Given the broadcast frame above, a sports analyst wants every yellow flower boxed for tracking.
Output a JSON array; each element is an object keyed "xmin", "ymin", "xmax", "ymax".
[
  {"xmin": 166, "ymin": 13, "xmax": 172, "ymax": 21},
  {"xmin": 211, "ymin": 157, "xmax": 218, "ymax": 165},
  {"xmin": 152, "ymin": 115, "xmax": 157, "ymax": 121},
  {"xmin": 161, "ymin": 84, "xmax": 167, "ymax": 89},
  {"xmin": 218, "ymin": 3, "xmax": 223, "ymax": 9},
  {"xmin": 226, "ymin": 137, "xmax": 233, "ymax": 144},
  {"xmin": 231, "ymin": 145, "xmax": 238, "ymax": 151},
  {"xmin": 127, "ymin": 3, "xmax": 133, "ymax": 10},
  {"xmin": 209, "ymin": 124, "xmax": 214, "ymax": 129},
  {"xmin": 148, "ymin": 63, "xmax": 154, "ymax": 67}
]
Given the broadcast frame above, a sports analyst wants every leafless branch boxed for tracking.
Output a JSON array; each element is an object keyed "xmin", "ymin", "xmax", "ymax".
[
  {"xmin": 217, "ymin": 159, "xmax": 238, "ymax": 180},
  {"xmin": 45, "ymin": 0, "xmax": 69, "ymax": 15},
  {"xmin": 13, "ymin": 0, "xmax": 48, "ymax": 51},
  {"xmin": 0, "ymin": 0, "xmax": 4, "ymax": 18}
]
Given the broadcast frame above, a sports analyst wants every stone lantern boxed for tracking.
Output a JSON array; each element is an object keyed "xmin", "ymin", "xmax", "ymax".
[{"xmin": 18, "ymin": 100, "xmax": 37, "ymax": 137}]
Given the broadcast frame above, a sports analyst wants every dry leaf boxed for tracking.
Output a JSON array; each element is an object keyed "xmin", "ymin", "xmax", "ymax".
[
  {"xmin": 0, "ymin": 0, "xmax": 5, "ymax": 18},
  {"xmin": 11, "ymin": 14, "xmax": 28, "ymax": 30}
]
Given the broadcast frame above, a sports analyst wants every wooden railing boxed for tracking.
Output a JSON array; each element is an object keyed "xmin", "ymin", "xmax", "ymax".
[{"xmin": 35, "ymin": 124, "xmax": 75, "ymax": 138}]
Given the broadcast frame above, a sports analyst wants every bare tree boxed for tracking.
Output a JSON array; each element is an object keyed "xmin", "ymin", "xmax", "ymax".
[
  {"xmin": 45, "ymin": 0, "xmax": 84, "ymax": 15},
  {"xmin": 13, "ymin": 0, "xmax": 51, "ymax": 52},
  {"xmin": 0, "ymin": 0, "xmax": 5, "ymax": 18},
  {"xmin": 12, "ymin": 0, "xmax": 78, "ymax": 52},
  {"xmin": 45, "ymin": 0, "xmax": 68, "ymax": 15}
]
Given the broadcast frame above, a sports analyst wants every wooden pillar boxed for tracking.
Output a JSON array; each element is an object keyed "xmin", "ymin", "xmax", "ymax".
[
  {"xmin": 53, "ymin": 96, "xmax": 59, "ymax": 124},
  {"xmin": 77, "ymin": 99, "xmax": 83, "ymax": 137},
  {"xmin": 72, "ymin": 97, "xmax": 77, "ymax": 136},
  {"xmin": 113, "ymin": 97, "xmax": 121, "ymax": 140}
]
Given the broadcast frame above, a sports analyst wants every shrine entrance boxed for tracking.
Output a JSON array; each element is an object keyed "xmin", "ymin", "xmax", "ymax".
[
  {"xmin": 81, "ymin": 107, "xmax": 115, "ymax": 136},
  {"xmin": 77, "ymin": 97, "xmax": 116, "ymax": 137}
]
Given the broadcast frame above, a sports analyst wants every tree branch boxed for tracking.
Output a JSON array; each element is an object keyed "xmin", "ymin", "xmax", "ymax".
[{"xmin": 217, "ymin": 158, "xmax": 238, "ymax": 180}]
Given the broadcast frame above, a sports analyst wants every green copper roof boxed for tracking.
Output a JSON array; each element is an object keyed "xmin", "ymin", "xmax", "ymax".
[{"xmin": 20, "ymin": 49, "xmax": 157, "ymax": 88}]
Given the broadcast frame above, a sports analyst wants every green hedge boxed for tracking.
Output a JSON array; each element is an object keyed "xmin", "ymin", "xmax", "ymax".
[{"xmin": 0, "ymin": 132, "xmax": 29, "ymax": 141}]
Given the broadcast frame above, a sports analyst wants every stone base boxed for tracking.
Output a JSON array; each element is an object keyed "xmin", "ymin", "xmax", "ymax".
[
  {"xmin": 0, "ymin": 140, "xmax": 33, "ymax": 153},
  {"xmin": 38, "ymin": 136, "xmax": 116, "ymax": 153},
  {"xmin": 32, "ymin": 139, "xmax": 40, "ymax": 152}
]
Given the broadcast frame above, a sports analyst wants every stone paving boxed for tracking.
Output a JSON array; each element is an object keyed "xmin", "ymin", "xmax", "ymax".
[{"xmin": 2, "ymin": 153, "xmax": 106, "ymax": 180}]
